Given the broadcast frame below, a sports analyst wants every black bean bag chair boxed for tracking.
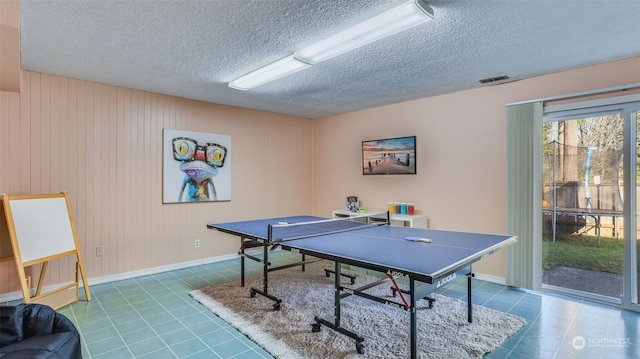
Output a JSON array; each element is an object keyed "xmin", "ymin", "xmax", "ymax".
[{"xmin": 0, "ymin": 303, "xmax": 81, "ymax": 359}]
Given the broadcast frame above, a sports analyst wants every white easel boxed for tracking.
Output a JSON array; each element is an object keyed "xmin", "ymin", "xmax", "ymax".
[{"xmin": 1, "ymin": 192, "xmax": 91, "ymax": 309}]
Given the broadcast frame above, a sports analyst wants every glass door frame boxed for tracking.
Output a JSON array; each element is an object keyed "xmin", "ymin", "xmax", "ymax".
[
  {"xmin": 622, "ymin": 106, "xmax": 639, "ymax": 310},
  {"xmin": 542, "ymin": 95, "xmax": 640, "ymax": 312}
]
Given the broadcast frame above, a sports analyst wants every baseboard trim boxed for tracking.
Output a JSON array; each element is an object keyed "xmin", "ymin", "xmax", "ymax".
[
  {"xmin": 474, "ymin": 273, "xmax": 506, "ymax": 285},
  {"xmin": 0, "ymin": 252, "xmax": 240, "ymax": 304}
]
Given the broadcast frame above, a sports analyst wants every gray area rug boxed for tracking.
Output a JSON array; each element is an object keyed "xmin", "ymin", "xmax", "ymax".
[{"xmin": 190, "ymin": 261, "xmax": 526, "ymax": 359}]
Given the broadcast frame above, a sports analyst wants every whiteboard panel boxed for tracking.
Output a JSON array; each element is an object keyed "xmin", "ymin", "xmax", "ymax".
[{"xmin": 9, "ymin": 197, "xmax": 77, "ymax": 263}]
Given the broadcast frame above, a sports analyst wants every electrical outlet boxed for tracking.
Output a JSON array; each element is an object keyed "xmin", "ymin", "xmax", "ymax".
[
  {"xmin": 96, "ymin": 245, "xmax": 104, "ymax": 257},
  {"xmin": 194, "ymin": 239, "xmax": 200, "ymax": 249}
]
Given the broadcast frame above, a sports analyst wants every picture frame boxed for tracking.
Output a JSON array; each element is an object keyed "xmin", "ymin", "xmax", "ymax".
[
  {"xmin": 362, "ymin": 136, "xmax": 416, "ymax": 175},
  {"xmin": 163, "ymin": 129, "xmax": 231, "ymax": 203}
]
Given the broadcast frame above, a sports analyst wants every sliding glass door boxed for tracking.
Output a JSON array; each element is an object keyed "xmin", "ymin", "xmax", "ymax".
[{"xmin": 542, "ymin": 99, "xmax": 639, "ymax": 310}]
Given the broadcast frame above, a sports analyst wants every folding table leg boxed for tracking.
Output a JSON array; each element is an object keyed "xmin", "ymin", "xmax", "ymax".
[
  {"xmin": 410, "ymin": 277, "xmax": 417, "ymax": 358},
  {"xmin": 311, "ymin": 261, "xmax": 365, "ymax": 354},
  {"xmin": 248, "ymin": 239, "xmax": 282, "ymax": 310},
  {"xmin": 240, "ymin": 237, "xmax": 246, "ymax": 287},
  {"xmin": 467, "ymin": 269, "xmax": 473, "ymax": 323}
]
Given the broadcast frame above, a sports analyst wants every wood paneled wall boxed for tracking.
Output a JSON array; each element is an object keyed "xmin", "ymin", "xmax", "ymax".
[{"xmin": 0, "ymin": 71, "xmax": 312, "ymax": 295}]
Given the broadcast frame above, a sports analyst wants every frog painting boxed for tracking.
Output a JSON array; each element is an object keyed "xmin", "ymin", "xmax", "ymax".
[{"xmin": 163, "ymin": 129, "xmax": 231, "ymax": 203}]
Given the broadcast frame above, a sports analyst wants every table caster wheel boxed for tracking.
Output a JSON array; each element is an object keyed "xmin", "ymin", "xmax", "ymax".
[
  {"xmin": 273, "ymin": 302, "xmax": 281, "ymax": 311},
  {"xmin": 311, "ymin": 323, "xmax": 321, "ymax": 333},
  {"xmin": 426, "ymin": 296, "xmax": 435, "ymax": 309},
  {"xmin": 356, "ymin": 342, "xmax": 365, "ymax": 354},
  {"xmin": 250, "ymin": 289, "xmax": 256, "ymax": 298},
  {"xmin": 350, "ymin": 277, "xmax": 356, "ymax": 285}
]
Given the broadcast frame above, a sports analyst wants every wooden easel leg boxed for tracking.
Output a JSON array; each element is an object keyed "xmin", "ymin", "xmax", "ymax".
[
  {"xmin": 77, "ymin": 256, "xmax": 91, "ymax": 301},
  {"xmin": 23, "ymin": 275, "xmax": 32, "ymax": 303},
  {"xmin": 75, "ymin": 262, "xmax": 79, "ymax": 299},
  {"xmin": 35, "ymin": 261, "xmax": 48, "ymax": 297}
]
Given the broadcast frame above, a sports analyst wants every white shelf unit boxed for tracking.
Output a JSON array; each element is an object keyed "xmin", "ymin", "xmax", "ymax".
[{"xmin": 332, "ymin": 209, "xmax": 428, "ymax": 228}]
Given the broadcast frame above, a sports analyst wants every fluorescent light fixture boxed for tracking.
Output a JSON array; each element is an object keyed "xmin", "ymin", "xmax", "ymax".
[
  {"xmin": 294, "ymin": 0, "xmax": 434, "ymax": 64},
  {"xmin": 228, "ymin": 55, "xmax": 312, "ymax": 91},
  {"xmin": 228, "ymin": 0, "xmax": 434, "ymax": 90}
]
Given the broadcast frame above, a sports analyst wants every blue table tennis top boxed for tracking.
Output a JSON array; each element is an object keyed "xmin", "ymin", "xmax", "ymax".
[
  {"xmin": 209, "ymin": 216, "xmax": 516, "ymax": 281},
  {"xmin": 281, "ymin": 225, "xmax": 515, "ymax": 280}
]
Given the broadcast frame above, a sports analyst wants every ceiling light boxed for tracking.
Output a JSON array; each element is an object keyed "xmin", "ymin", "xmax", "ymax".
[
  {"xmin": 228, "ymin": 55, "xmax": 312, "ymax": 91},
  {"xmin": 228, "ymin": 0, "xmax": 434, "ymax": 90},
  {"xmin": 294, "ymin": 0, "xmax": 434, "ymax": 64}
]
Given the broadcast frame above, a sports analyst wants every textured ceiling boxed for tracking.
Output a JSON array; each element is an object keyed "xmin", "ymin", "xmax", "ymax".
[{"xmin": 20, "ymin": 0, "xmax": 640, "ymax": 119}]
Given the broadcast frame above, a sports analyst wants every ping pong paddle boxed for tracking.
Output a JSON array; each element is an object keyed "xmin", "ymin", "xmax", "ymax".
[{"xmin": 405, "ymin": 236, "xmax": 432, "ymax": 243}]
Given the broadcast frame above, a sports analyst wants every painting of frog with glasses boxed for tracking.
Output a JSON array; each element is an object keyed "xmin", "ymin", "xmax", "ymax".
[{"xmin": 163, "ymin": 129, "xmax": 231, "ymax": 203}]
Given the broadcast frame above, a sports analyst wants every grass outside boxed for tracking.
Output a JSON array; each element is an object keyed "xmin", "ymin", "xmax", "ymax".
[{"xmin": 542, "ymin": 233, "xmax": 624, "ymax": 274}]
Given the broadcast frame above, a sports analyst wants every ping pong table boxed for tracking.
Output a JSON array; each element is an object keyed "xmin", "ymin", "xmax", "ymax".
[
  {"xmin": 207, "ymin": 215, "xmax": 370, "ymax": 309},
  {"xmin": 208, "ymin": 215, "xmax": 516, "ymax": 358}
]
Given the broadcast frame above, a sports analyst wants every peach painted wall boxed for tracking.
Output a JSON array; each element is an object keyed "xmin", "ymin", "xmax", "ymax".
[
  {"xmin": 0, "ymin": 0, "xmax": 22, "ymax": 92},
  {"xmin": 1, "ymin": 57, "xmax": 638, "ymax": 297},
  {"xmin": 0, "ymin": 71, "xmax": 312, "ymax": 296},
  {"xmin": 311, "ymin": 56, "xmax": 640, "ymax": 278}
]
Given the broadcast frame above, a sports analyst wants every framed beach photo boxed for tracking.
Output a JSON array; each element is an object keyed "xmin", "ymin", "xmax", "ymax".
[{"xmin": 362, "ymin": 136, "xmax": 416, "ymax": 175}]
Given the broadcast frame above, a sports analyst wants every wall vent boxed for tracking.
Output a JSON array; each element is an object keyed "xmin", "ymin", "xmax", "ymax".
[{"xmin": 479, "ymin": 75, "xmax": 509, "ymax": 84}]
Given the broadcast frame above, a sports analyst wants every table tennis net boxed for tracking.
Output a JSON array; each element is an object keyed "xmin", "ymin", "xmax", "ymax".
[{"xmin": 268, "ymin": 217, "xmax": 385, "ymax": 243}]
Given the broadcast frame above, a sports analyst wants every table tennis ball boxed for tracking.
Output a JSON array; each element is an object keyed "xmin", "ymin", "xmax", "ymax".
[{"xmin": 542, "ymin": 200, "xmax": 549, "ymax": 208}]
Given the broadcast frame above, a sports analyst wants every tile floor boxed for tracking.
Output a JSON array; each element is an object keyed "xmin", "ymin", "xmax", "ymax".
[{"xmin": 3, "ymin": 250, "xmax": 639, "ymax": 358}]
